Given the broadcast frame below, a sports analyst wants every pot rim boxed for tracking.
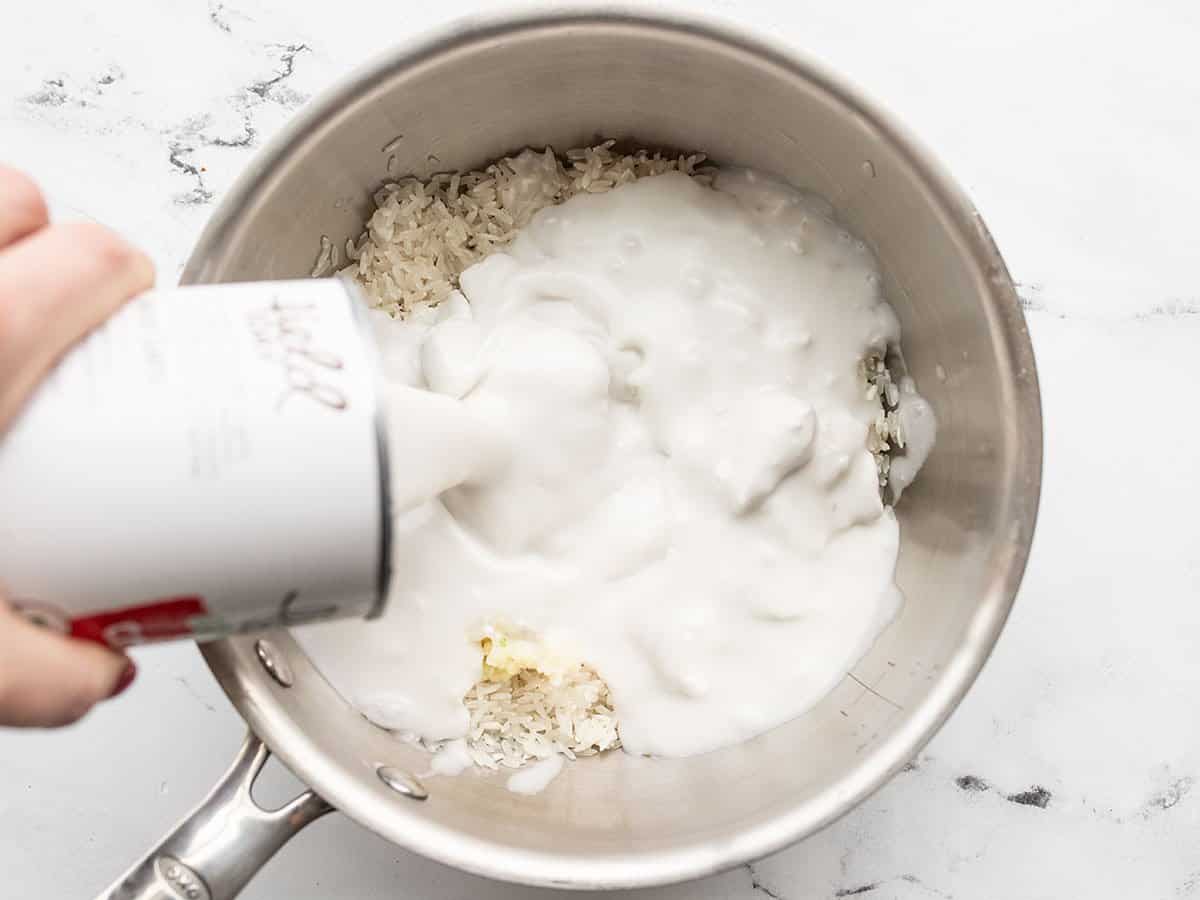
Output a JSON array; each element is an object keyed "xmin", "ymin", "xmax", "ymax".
[{"xmin": 190, "ymin": 4, "xmax": 1042, "ymax": 889}]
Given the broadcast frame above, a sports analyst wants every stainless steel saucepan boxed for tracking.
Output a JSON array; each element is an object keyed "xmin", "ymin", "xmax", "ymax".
[{"xmin": 101, "ymin": 8, "xmax": 1042, "ymax": 898}]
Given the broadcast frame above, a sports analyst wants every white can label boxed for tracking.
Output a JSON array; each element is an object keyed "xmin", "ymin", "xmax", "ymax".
[{"xmin": 0, "ymin": 280, "xmax": 389, "ymax": 646}]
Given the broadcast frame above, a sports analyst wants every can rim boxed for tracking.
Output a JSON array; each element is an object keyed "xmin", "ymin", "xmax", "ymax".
[{"xmin": 339, "ymin": 277, "xmax": 392, "ymax": 620}]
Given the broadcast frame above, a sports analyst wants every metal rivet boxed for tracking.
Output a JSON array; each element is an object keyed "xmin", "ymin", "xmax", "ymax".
[
  {"xmin": 155, "ymin": 856, "xmax": 210, "ymax": 900},
  {"xmin": 377, "ymin": 765, "xmax": 428, "ymax": 800},
  {"xmin": 255, "ymin": 639, "xmax": 293, "ymax": 687}
]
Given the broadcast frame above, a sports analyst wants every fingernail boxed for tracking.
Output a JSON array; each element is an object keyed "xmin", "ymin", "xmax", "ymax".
[{"xmin": 109, "ymin": 660, "xmax": 137, "ymax": 698}]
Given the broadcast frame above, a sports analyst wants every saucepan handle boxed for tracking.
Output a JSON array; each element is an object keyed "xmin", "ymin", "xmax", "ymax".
[{"xmin": 95, "ymin": 732, "xmax": 332, "ymax": 900}]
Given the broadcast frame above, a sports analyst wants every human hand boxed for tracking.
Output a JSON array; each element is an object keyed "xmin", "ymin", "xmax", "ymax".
[
  {"xmin": 0, "ymin": 164, "xmax": 153, "ymax": 726},
  {"xmin": 0, "ymin": 596, "xmax": 136, "ymax": 726}
]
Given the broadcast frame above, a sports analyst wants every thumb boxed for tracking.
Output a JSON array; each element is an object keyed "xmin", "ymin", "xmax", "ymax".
[{"xmin": 0, "ymin": 597, "xmax": 135, "ymax": 727}]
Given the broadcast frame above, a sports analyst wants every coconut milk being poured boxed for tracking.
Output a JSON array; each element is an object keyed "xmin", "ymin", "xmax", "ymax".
[{"xmin": 299, "ymin": 168, "xmax": 935, "ymax": 762}]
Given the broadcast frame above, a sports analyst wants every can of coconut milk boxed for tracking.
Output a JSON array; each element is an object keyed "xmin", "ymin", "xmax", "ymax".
[{"xmin": 0, "ymin": 280, "xmax": 391, "ymax": 647}]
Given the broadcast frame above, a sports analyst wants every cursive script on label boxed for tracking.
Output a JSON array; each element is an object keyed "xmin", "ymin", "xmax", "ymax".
[{"xmin": 247, "ymin": 299, "xmax": 351, "ymax": 412}]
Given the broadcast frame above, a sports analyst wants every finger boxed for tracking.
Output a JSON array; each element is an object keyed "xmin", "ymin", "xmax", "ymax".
[
  {"xmin": 0, "ymin": 599, "xmax": 134, "ymax": 727},
  {"xmin": 0, "ymin": 221, "xmax": 155, "ymax": 431},
  {"xmin": 0, "ymin": 165, "xmax": 50, "ymax": 248}
]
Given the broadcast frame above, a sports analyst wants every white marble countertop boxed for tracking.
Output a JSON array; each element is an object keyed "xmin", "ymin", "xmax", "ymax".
[{"xmin": 3, "ymin": 1, "xmax": 1198, "ymax": 897}]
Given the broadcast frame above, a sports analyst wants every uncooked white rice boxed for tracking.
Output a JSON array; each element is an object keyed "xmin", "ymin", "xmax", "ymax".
[
  {"xmin": 322, "ymin": 140, "xmax": 713, "ymax": 315},
  {"xmin": 862, "ymin": 354, "xmax": 906, "ymax": 487},
  {"xmin": 338, "ymin": 141, "xmax": 903, "ymax": 769},
  {"xmin": 459, "ymin": 666, "xmax": 620, "ymax": 770}
]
